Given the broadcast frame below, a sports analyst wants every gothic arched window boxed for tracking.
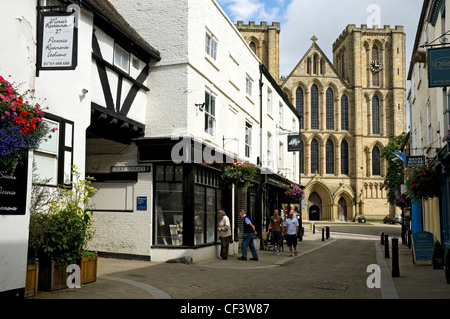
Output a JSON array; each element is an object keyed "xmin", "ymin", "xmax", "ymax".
[
  {"xmin": 372, "ymin": 45, "xmax": 380, "ymax": 86},
  {"xmin": 326, "ymin": 139, "xmax": 334, "ymax": 174},
  {"xmin": 341, "ymin": 139, "xmax": 349, "ymax": 175},
  {"xmin": 311, "ymin": 139, "xmax": 319, "ymax": 174},
  {"xmin": 326, "ymin": 88, "xmax": 334, "ymax": 130},
  {"xmin": 311, "ymin": 84, "xmax": 319, "ymax": 129},
  {"xmin": 313, "ymin": 54, "xmax": 318, "ymax": 74},
  {"xmin": 299, "ymin": 139, "xmax": 304, "ymax": 174},
  {"xmin": 372, "ymin": 146, "xmax": 381, "ymax": 176},
  {"xmin": 249, "ymin": 41, "xmax": 256, "ymax": 54},
  {"xmin": 341, "ymin": 94, "xmax": 349, "ymax": 130},
  {"xmin": 372, "ymin": 95, "xmax": 380, "ymax": 134},
  {"xmin": 296, "ymin": 87, "xmax": 304, "ymax": 129}
]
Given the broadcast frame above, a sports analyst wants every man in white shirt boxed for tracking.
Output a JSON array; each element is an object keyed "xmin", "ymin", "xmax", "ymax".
[{"xmin": 284, "ymin": 210, "xmax": 299, "ymax": 256}]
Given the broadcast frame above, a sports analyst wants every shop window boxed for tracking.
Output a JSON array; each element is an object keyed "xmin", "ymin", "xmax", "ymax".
[{"xmin": 154, "ymin": 165, "xmax": 184, "ymax": 246}]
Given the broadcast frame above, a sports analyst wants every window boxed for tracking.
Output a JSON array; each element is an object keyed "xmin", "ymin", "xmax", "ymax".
[
  {"xmin": 372, "ymin": 45, "xmax": 380, "ymax": 87},
  {"xmin": 296, "ymin": 87, "xmax": 304, "ymax": 129},
  {"xmin": 311, "ymin": 84, "xmax": 319, "ymax": 129},
  {"xmin": 246, "ymin": 76, "xmax": 253, "ymax": 97},
  {"xmin": 372, "ymin": 95, "xmax": 380, "ymax": 134},
  {"xmin": 307, "ymin": 58, "xmax": 311, "ymax": 74},
  {"xmin": 341, "ymin": 94, "xmax": 349, "ymax": 130},
  {"xmin": 326, "ymin": 139, "xmax": 334, "ymax": 174},
  {"xmin": 205, "ymin": 31, "xmax": 217, "ymax": 60},
  {"xmin": 114, "ymin": 44, "xmax": 130, "ymax": 73},
  {"xmin": 341, "ymin": 139, "xmax": 349, "ymax": 175},
  {"xmin": 33, "ymin": 116, "xmax": 74, "ymax": 186},
  {"xmin": 299, "ymin": 139, "xmax": 304, "ymax": 174},
  {"xmin": 372, "ymin": 146, "xmax": 381, "ymax": 176},
  {"xmin": 205, "ymin": 90, "xmax": 216, "ymax": 136},
  {"xmin": 326, "ymin": 88, "xmax": 334, "ymax": 130},
  {"xmin": 279, "ymin": 103, "xmax": 283, "ymax": 126},
  {"xmin": 249, "ymin": 41, "xmax": 256, "ymax": 54},
  {"xmin": 313, "ymin": 54, "xmax": 318, "ymax": 74},
  {"xmin": 267, "ymin": 132, "xmax": 272, "ymax": 167},
  {"xmin": 311, "ymin": 139, "xmax": 319, "ymax": 174},
  {"xmin": 245, "ymin": 122, "xmax": 252, "ymax": 158},
  {"xmin": 155, "ymin": 165, "xmax": 184, "ymax": 246}
]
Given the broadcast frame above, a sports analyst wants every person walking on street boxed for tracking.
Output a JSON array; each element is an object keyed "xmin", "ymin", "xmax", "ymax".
[
  {"xmin": 217, "ymin": 210, "xmax": 231, "ymax": 260},
  {"xmin": 238, "ymin": 210, "xmax": 259, "ymax": 261},
  {"xmin": 284, "ymin": 211, "xmax": 299, "ymax": 257},
  {"xmin": 267, "ymin": 209, "xmax": 283, "ymax": 255}
]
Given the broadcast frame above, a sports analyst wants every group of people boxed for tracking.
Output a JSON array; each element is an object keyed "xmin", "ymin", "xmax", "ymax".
[{"xmin": 217, "ymin": 208, "xmax": 301, "ymax": 261}]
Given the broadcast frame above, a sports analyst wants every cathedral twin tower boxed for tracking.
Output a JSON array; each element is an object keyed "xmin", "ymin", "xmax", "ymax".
[{"xmin": 236, "ymin": 22, "xmax": 407, "ymax": 221}]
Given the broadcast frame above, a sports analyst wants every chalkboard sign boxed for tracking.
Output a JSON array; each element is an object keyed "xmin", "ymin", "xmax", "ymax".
[
  {"xmin": 0, "ymin": 157, "xmax": 28, "ymax": 215},
  {"xmin": 412, "ymin": 231, "xmax": 434, "ymax": 263}
]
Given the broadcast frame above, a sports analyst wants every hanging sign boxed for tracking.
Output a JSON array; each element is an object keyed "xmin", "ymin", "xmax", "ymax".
[
  {"xmin": 407, "ymin": 156, "xmax": 425, "ymax": 168},
  {"xmin": 287, "ymin": 135, "xmax": 302, "ymax": 152},
  {"xmin": 427, "ymin": 46, "xmax": 450, "ymax": 87},
  {"xmin": 38, "ymin": 11, "xmax": 78, "ymax": 70}
]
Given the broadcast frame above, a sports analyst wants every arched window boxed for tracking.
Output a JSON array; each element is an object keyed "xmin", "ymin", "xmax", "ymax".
[
  {"xmin": 326, "ymin": 139, "xmax": 334, "ymax": 174},
  {"xmin": 326, "ymin": 88, "xmax": 334, "ymax": 130},
  {"xmin": 372, "ymin": 146, "xmax": 381, "ymax": 176},
  {"xmin": 311, "ymin": 139, "xmax": 319, "ymax": 174},
  {"xmin": 249, "ymin": 41, "xmax": 256, "ymax": 54},
  {"xmin": 313, "ymin": 54, "xmax": 318, "ymax": 74},
  {"xmin": 299, "ymin": 139, "xmax": 304, "ymax": 174},
  {"xmin": 311, "ymin": 84, "xmax": 319, "ymax": 129},
  {"xmin": 296, "ymin": 87, "xmax": 304, "ymax": 129},
  {"xmin": 307, "ymin": 58, "xmax": 311, "ymax": 74},
  {"xmin": 372, "ymin": 95, "xmax": 380, "ymax": 134},
  {"xmin": 341, "ymin": 94, "xmax": 349, "ymax": 130},
  {"xmin": 341, "ymin": 139, "xmax": 349, "ymax": 175},
  {"xmin": 372, "ymin": 45, "xmax": 380, "ymax": 86}
]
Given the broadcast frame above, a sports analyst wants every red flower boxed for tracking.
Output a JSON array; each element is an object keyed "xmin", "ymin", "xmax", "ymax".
[{"xmin": 20, "ymin": 110, "xmax": 28, "ymax": 117}]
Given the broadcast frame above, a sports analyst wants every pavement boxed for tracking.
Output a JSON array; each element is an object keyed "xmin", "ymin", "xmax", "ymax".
[{"xmin": 26, "ymin": 223, "xmax": 450, "ymax": 301}]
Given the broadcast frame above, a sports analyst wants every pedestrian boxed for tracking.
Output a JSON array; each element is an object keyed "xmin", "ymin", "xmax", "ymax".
[
  {"xmin": 284, "ymin": 210, "xmax": 299, "ymax": 256},
  {"xmin": 238, "ymin": 210, "xmax": 259, "ymax": 261},
  {"xmin": 217, "ymin": 210, "xmax": 231, "ymax": 260},
  {"xmin": 267, "ymin": 209, "xmax": 283, "ymax": 255}
]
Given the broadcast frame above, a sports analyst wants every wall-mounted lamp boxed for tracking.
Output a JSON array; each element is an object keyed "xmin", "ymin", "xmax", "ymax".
[
  {"xmin": 81, "ymin": 88, "xmax": 89, "ymax": 95},
  {"xmin": 195, "ymin": 103, "xmax": 205, "ymax": 111}
]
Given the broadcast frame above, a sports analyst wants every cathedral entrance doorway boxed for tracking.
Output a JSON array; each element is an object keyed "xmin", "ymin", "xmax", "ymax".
[
  {"xmin": 338, "ymin": 197, "xmax": 347, "ymax": 221},
  {"xmin": 308, "ymin": 192, "xmax": 322, "ymax": 220}
]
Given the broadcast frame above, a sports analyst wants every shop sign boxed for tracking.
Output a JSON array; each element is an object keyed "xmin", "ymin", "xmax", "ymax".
[
  {"xmin": 427, "ymin": 47, "xmax": 450, "ymax": 87},
  {"xmin": 0, "ymin": 157, "xmax": 28, "ymax": 215},
  {"xmin": 111, "ymin": 166, "xmax": 151, "ymax": 173},
  {"xmin": 38, "ymin": 11, "xmax": 78, "ymax": 70},
  {"xmin": 407, "ymin": 156, "xmax": 425, "ymax": 168},
  {"xmin": 137, "ymin": 197, "xmax": 147, "ymax": 210},
  {"xmin": 287, "ymin": 135, "xmax": 302, "ymax": 152},
  {"xmin": 412, "ymin": 231, "xmax": 434, "ymax": 262}
]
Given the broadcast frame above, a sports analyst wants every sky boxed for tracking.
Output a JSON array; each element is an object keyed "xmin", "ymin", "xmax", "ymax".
[{"xmin": 217, "ymin": 0, "xmax": 424, "ymax": 77}]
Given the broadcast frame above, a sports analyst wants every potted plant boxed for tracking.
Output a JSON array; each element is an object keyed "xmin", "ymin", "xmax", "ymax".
[
  {"xmin": 357, "ymin": 215, "xmax": 367, "ymax": 223},
  {"xmin": 0, "ymin": 75, "xmax": 51, "ymax": 175},
  {"xmin": 394, "ymin": 193, "xmax": 411, "ymax": 209},
  {"xmin": 432, "ymin": 241, "xmax": 445, "ymax": 269},
  {"xmin": 406, "ymin": 164, "xmax": 443, "ymax": 200},
  {"xmin": 79, "ymin": 250, "xmax": 98, "ymax": 284},
  {"xmin": 27, "ymin": 166, "xmax": 97, "ymax": 291},
  {"xmin": 222, "ymin": 160, "xmax": 257, "ymax": 193},
  {"xmin": 411, "ymin": 48, "xmax": 426, "ymax": 64},
  {"xmin": 285, "ymin": 184, "xmax": 304, "ymax": 202},
  {"xmin": 445, "ymin": 248, "xmax": 450, "ymax": 284},
  {"xmin": 25, "ymin": 257, "xmax": 39, "ymax": 298}
]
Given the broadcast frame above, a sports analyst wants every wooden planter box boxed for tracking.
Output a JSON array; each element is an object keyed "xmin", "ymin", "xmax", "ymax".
[
  {"xmin": 38, "ymin": 260, "xmax": 67, "ymax": 292},
  {"xmin": 25, "ymin": 262, "xmax": 39, "ymax": 298},
  {"xmin": 80, "ymin": 254, "xmax": 97, "ymax": 284}
]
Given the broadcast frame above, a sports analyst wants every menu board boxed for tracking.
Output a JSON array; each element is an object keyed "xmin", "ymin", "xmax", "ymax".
[{"xmin": 0, "ymin": 157, "xmax": 28, "ymax": 215}]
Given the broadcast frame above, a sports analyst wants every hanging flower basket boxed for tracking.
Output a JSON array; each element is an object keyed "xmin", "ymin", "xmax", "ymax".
[
  {"xmin": 222, "ymin": 160, "xmax": 257, "ymax": 193},
  {"xmin": 406, "ymin": 164, "xmax": 443, "ymax": 200},
  {"xmin": 412, "ymin": 49, "xmax": 427, "ymax": 64},
  {"xmin": 285, "ymin": 184, "xmax": 304, "ymax": 201},
  {"xmin": 394, "ymin": 192, "xmax": 411, "ymax": 209},
  {"xmin": 0, "ymin": 75, "xmax": 50, "ymax": 175}
]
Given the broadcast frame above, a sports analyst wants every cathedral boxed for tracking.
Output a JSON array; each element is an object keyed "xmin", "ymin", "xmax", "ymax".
[{"xmin": 236, "ymin": 22, "xmax": 407, "ymax": 221}]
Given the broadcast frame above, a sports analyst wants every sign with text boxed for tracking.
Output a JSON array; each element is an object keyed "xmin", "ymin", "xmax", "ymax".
[
  {"xmin": 287, "ymin": 135, "xmax": 302, "ymax": 152},
  {"xmin": 412, "ymin": 231, "xmax": 434, "ymax": 263},
  {"xmin": 427, "ymin": 47, "xmax": 450, "ymax": 87},
  {"xmin": 38, "ymin": 12, "xmax": 77, "ymax": 70},
  {"xmin": 111, "ymin": 166, "xmax": 151, "ymax": 173},
  {"xmin": 0, "ymin": 157, "xmax": 28, "ymax": 215},
  {"xmin": 407, "ymin": 156, "xmax": 425, "ymax": 168}
]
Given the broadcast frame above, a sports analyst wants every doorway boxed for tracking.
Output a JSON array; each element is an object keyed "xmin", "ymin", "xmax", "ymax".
[
  {"xmin": 308, "ymin": 192, "xmax": 322, "ymax": 220},
  {"xmin": 338, "ymin": 197, "xmax": 347, "ymax": 221}
]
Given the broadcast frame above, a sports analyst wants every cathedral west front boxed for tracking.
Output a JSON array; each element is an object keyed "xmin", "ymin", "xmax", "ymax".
[{"xmin": 236, "ymin": 22, "xmax": 407, "ymax": 221}]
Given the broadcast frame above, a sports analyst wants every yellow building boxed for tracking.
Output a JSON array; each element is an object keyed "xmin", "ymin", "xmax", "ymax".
[{"xmin": 237, "ymin": 23, "xmax": 407, "ymax": 221}]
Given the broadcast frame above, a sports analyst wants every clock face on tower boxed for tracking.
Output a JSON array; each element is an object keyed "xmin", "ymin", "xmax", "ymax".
[{"xmin": 370, "ymin": 60, "xmax": 382, "ymax": 72}]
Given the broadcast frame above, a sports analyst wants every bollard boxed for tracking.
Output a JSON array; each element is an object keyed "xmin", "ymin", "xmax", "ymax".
[
  {"xmin": 322, "ymin": 228, "xmax": 325, "ymax": 241},
  {"xmin": 392, "ymin": 237, "xmax": 400, "ymax": 277},
  {"xmin": 380, "ymin": 232, "xmax": 384, "ymax": 245},
  {"xmin": 326, "ymin": 226, "xmax": 330, "ymax": 239},
  {"xmin": 384, "ymin": 234, "xmax": 390, "ymax": 258},
  {"xmin": 407, "ymin": 230, "xmax": 412, "ymax": 249},
  {"xmin": 313, "ymin": 224, "xmax": 315, "ymax": 234}
]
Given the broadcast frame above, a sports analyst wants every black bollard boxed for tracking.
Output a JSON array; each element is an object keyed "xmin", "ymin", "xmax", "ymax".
[
  {"xmin": 392, "ymin": 237, "xmax": 400, "ymax": 277},
  {"xmin": 322, "ymin": 228, "xmax": 325, "ymax": 241},
  {"xmin": 380, "ymin": 232, "xmax": 384, "ymax": 245},
  {"xmin": 326, "ymin": 226, "xmax": 330, "ymax": 239},
  {"xmin": 384, "ymin": 234, "xmax": 390, "ymax": 258},
  {"xmin": 407, "ymin": 230, "xmax": 412, "ymax": 249},
  {"xmin": 313, "ymin": 224, "xmax": 315, "ymax": 234}
]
